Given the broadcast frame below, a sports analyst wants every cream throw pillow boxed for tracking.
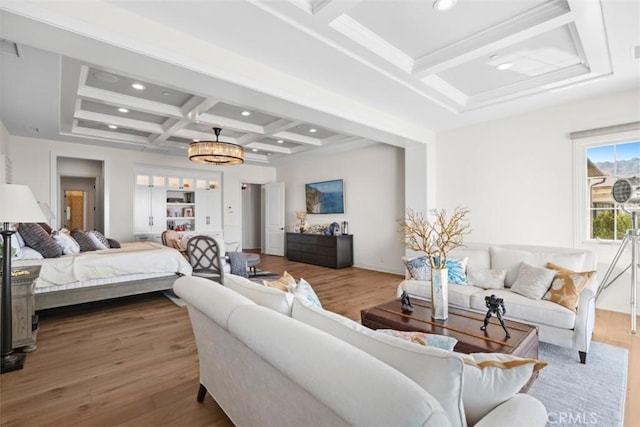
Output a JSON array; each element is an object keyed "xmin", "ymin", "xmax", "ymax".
[
  {"xmin": 542, "ymin": 262, "xmax": 594, "ymax": 312},
  {"xmin": 262, "ymin": 271, "xmax": 297, "ymax": 292},
  {"xmin": 462, "ymin": 353, "xmax": 547, "ymax": 425},
  {"xmin": 510, "ymin": 262, "xmax": 556, "ymax": 300}
]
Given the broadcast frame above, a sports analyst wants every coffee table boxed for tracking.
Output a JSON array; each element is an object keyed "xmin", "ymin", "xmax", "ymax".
[{"xmin": 361, "ymin": 299, "xmax": 540, "ymax": 390}]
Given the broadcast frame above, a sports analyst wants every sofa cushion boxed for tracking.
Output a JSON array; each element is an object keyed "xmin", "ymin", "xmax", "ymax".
[
  {"xmin": 470, "ymin": 289, "xmax": 576, "ymax": 329},
  {"xmin": 510, "ymin": 263, "xmax": 556, "ymax": 300},
  {"xmin": 466, "ymin": 267, "xmax": 506, "ymax": 290},
  {"xmin": 450, "ymin": 247, "xmax": 490, "ymax": 270},
  {"xmin": 489, "ymin": 247, "xmax": 539, "ymax": 287},
  {"xmin": 224, "ymin": 274, "xmax": 294, "ymax": 316},
  {"xmin": 292, "ymin": 297, "xmax": 467, "ymax": 427},
  {"xmin": 542, "ymin": 263, "xmax": 595, "ymax": 312},
  {"xmin": 461, "ymin": 352, "xmax": 546, "ymax": 426}
]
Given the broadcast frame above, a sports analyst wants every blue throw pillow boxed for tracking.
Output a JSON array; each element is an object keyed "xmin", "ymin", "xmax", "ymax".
[
  {"xmin": 402, "ymin": 256, "xmax": 431, "ymax": 280},
  {"xmin": 294, "ymin": 278, "xmax": 322, "ymax": 308},
  {"xmin": 446, "ymin": 258, "xmax": 468, "ymax": 285}
]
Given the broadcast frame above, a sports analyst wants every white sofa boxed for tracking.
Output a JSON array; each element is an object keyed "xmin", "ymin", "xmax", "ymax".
[
  {"xmin": 175, "ymin": 275, "xmax": 548, "ymax": 427},
  {"xmin": 397, "ymin": 244, "xmax": 598, "ymax": 364}
]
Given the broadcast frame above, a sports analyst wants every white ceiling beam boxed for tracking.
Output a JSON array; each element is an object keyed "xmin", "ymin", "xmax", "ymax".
[
  {"xmin": 413, "ymin": 3, "xmax": 574, "ymax": 77},
  {"xmin": 245, "ymin": 142, "xmax": 292, "ymax": 154},
  {"xmin": 148, "ymin": 118, "xmax": 189, "ymax": 145},
  {"xmin": 72, "ymin": 123, "xmax": 151, "ymax": 145},
  {"xmin": 174, "ymin": 128, "xmax": 238, "ymax": 144},
  {"xmin": 196, "ymin": 112, "xmax": 265, "ymax": 134},
  {"xmin": 77, "ymin": 86, "xmax": 184, "ymax": 117},
  {"xmin": 74, "ymin": 110, "xmax": 165, "ymax": 134},
  {"xmin": 262, "ymin": 118, "xmax": 299, "ymax": 135},
  {"xmin": 272, "ymin": 130, "xmax": 323, "ymax": 146}
]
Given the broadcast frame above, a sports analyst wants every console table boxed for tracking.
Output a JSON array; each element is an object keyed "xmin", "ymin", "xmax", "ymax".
[{"xmin": 286, "ymin": 233, "xmax": 353, "ymax": 269}]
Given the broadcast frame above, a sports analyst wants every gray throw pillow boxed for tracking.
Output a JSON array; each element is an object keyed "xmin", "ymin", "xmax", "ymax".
[
  {"xmin": 17, "ymin": 223, "xmax": 61, "ymax": 258},
  {"xmin": 71, "ymin": 229, "xmax": 101, "ymax": 252},
  {"xmin": 511, "ymin": 262, "xmax": 556, "ymax": 300},
  {"xmin": 90, "ymin": 230, "xmax": 110, "ymax": 248}
]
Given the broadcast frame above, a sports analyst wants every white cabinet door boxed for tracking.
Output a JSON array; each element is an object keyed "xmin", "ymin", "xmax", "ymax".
[
  {"xmin": 134, "ymin": 185, "xmax": 152, "ymax": 233},
  {"xmin": 195, "ymin": 188, "xmax": 222, "ymax": 232},
  {"xmin": 134, "ymin": 186, "xmax": 166, "ymax": 233},
  {"xmin": 150, "ymin": 187, "xmax": 166, "ymax": 233}
]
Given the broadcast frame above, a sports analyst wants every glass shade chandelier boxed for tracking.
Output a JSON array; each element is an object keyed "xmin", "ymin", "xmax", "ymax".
[{"xmin": 188, "ymin": 127, "xmax": 244, "ymax": 165}]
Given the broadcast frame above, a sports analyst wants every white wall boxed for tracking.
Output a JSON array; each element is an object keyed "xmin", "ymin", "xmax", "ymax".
[
  {"xmin": 0, "ymin": 120, "xmax": 10, "ymax": 183},
  {"xmin": 277, "ymin": 143, "xmax": 405, "ymax": 274},
  {"xmin": 437, "ymin": 89, "xmax": 640, "ymax": 314},
  {"xmin": 7, "ymin": 134, "xmax": 276, "ymax": 242}
]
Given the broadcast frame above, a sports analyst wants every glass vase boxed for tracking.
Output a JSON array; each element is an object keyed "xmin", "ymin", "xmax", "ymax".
[{"xmin": 431, "ymin": 267, "xmax": 448, "ymax": 320}]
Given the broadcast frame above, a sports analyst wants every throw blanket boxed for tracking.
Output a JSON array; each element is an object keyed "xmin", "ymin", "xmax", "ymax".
[{"xmin": 227, "ymin": 252, "xmax": 248, "ymax": 278}]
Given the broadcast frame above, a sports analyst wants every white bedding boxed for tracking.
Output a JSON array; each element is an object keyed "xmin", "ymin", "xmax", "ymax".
[{"xmin": 13, "ymin": 242, "xmax": 193, "ymax": 289}]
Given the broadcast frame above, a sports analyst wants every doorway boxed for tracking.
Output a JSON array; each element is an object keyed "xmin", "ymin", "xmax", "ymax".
[
  {"xmin": 241, "ymin": 183, "xmax": 263, "ymax": 250},
  {"xmin": 60, "ymin": 176, "xmax": 97, "ymax": 231}
]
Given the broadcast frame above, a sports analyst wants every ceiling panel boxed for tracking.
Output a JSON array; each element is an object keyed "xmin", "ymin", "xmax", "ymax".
[
  {"xmin": 207, "ymin": 102, "xmax": 281, "ymax": 126},
  {"xmin": 80, "ymin": 100, "xmax": 167, "ymax": 124}
]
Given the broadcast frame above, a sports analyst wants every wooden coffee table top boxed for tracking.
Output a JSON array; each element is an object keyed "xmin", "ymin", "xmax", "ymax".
[{"xmin": 361, "ymin": 299, "xmax": 539, "ymax": 359}]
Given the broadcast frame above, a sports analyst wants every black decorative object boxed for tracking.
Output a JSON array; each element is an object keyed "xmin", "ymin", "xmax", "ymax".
[
  {"xmin": 480, "ymin": 294, "xmax": 510, "ymax": 339},
  {"xmin": 400, "ymin": 290, "xmax": 414, "ymax": 313}
]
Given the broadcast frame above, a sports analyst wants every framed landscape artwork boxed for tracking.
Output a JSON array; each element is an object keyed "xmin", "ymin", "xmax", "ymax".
[{"xmin": 306, "ymin": 179, "xmax": 345, "ymax": 214}]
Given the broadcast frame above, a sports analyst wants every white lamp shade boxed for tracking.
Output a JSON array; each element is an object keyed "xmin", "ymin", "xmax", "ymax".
[{"xmin": 0, "ymin": 184, "xmax": 47, "ymax": 223}]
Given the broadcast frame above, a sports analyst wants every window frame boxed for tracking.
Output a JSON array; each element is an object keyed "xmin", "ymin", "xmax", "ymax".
[{"xmin": 573, "ymin": 125, "xmax": 640, "ymax": 246}]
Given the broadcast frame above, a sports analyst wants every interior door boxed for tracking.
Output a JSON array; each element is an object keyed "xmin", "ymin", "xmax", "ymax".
[{"xmin": 264, "ymin": 182, "xmax": 285, "ymax": 256}]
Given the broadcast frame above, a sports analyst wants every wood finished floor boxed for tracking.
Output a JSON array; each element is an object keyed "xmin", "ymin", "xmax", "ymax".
[{"xmin": 1, "ymin": 254, "xmax": 638, "ymax": 426}]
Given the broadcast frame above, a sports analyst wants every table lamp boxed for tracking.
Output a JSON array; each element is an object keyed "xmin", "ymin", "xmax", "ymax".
[{"xmin": 0, "ymin": 184, "xmax": 46, "ymax": 373}]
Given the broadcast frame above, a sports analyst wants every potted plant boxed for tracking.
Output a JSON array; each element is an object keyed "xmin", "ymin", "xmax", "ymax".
[{"xmin": 400, "ymin": 207, "xmax": 471, "ymax": 320}]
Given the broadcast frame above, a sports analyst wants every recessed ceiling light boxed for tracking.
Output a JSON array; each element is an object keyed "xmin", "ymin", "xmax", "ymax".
[
  {"xmin": 277, "ymin": 139, "xmax": 284, "ymax": 144},
  {"xmin": 496, "ymin": 62, "xmax": 513, "ymax": 71},
  {"xmin": 433, "ymin": 0, "xmax": 457, "ymax": 12},
  {"xmin": 241, "ymin": 111, "xmax": 251, "ymax": 116},
  {"xmin": 193, "ymin": 139, "xmax": 200, "ymax": 142},
  {"xmin": 108, "ymin": 124, "xmax": 118, "ymax": 129},
  {"xmin": 267, "ymin": 152, "xmax": 272, "ymax": 156},
  {"xmin": 118, "ymin": 107, "xmax": 129, "ymax": 113},
  {"xmin": 131, "ymin": 83, "xmax": 146, "ymax": 90},
  {"xmin": 309, "ymin": 128, "xmax": 317, "ymax": 133},
  {"xmin": 162, "ymin": 91, "xmax": 171, "ymax": 96},
  {"xmin": 92, "ymin": 71, "xmax": 118, "ymax": 83},
  {"xmin": 252, "ymin": 148, "xmax": 259, "ymax": 152}
]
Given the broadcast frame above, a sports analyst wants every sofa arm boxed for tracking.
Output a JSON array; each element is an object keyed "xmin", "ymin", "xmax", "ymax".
[
  {"xmin": 473, "ymin": 394, "xmax": 547, "ymax": 427},
  {"xmin": 573, "ymin": 276, "xmax": 598, "ymax": 355}
]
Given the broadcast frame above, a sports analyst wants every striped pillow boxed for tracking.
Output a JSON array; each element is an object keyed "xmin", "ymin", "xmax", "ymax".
[
  {"xmin": 71, "ymin": 229, "xmax": 101, "ymax": 252},
  {"xmin": 17, "ymin": 223, "xmax": 61, "ymax": 258}
]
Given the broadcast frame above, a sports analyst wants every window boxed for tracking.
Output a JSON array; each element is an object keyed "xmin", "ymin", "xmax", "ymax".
[
  {"xmin": 586, "ymin": 142, "xmax": 639, "ymax": 240},
  {"xmin": 572, "ymin": 123, "xmax": 640, "ymax": 244}
]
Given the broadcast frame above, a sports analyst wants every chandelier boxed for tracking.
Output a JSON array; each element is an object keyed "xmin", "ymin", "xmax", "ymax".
[{"xmin": 188, "ymin": 127, "xmax": 244, "ymax": 165}]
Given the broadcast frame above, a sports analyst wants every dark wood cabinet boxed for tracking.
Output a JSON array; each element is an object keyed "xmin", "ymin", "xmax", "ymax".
[{"xmin": 286, "ymin": 233, "xmax": 353, "ymax": 269}]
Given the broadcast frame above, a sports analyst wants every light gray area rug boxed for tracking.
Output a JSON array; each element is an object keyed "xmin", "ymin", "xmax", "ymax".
[
  {"xmin": 530, "ymin": 341, "xmax": 628, "ymax": 427},
  {"xmin": 162, "ymin": 289, "xmax": 186, "ymax": 307}
]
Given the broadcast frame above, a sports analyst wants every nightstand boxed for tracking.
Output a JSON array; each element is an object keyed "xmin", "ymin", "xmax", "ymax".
[{"xmin": 1, "ymin": 265, "xmax": 41, "ymax": 352}]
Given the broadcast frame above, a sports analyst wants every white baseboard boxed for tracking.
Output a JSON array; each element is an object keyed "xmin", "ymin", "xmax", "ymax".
[{"xmin": 353, "ymin": 262, "xmax": 404, "ymax": 276}]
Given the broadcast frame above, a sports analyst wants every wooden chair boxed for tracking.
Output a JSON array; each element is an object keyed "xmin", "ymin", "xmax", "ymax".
[{"xmin": 187, "ymin": 235, "xmax": 225, "ymax": 284}]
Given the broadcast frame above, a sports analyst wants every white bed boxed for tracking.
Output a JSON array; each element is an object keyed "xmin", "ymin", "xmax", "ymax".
[{"xmin": 12, "ymin": 242, "xmax": 193, "ymax": 310}]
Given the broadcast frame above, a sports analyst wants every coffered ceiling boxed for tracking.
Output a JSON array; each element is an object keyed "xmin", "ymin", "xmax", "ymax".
[{"xmin": 0, "ymin": 0, "xmax": 638, "ymax": 165}]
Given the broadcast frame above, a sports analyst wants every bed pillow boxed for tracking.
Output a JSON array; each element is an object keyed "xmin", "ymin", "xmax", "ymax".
[
  {"xmin": 107, "ymin": 238, "xmax": 121, "ymax": 249},
  {"xmin": 90, "ymin": 230, "xmax": 110, "ymax": 249},
  {"xmin": 12, "ymin": 246, "xmax": 44, "ymax": 260},
  {"xmin": 71, "ymin": 229, "xmax": 101, "ymax": 252},
  {"xmin": 52, "ymin": 230, "xmax": 81, "ymax": 255},
  {"xmin": 16, "ymin": 223, "xmax": 61, "ymax": 258}
]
